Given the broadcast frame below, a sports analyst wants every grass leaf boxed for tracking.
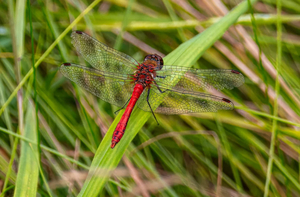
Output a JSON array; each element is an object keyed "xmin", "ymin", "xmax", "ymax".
[{"xmin": 14, "ymin": 102, "xmax": 39, "ymax": 197}]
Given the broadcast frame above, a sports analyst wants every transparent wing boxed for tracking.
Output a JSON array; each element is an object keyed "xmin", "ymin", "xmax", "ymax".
[
  {"xmin": 155, "ymin": 66, "xmax": 244, "ymax": 92},
  {"xmin": 60, "ymin": 63, "xmax": 134, "ymax": 107},
  {"xmin": 137, "ymin": 87, "xmax": 233, "ymax": 114},
  {"xmin": 71, "ymin": 31, "xmax": 138, "ymax": 74}
]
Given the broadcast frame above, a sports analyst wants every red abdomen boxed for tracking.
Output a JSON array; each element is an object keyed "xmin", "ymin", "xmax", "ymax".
[{"xmin": 111, "ymin": 84, "xmax": 144, "ymax": 148}]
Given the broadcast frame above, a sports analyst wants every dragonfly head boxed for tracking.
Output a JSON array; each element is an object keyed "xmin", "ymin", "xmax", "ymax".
[{"xmin": 143, "ymin": 54, "xmax": 164, "ymax": 70}]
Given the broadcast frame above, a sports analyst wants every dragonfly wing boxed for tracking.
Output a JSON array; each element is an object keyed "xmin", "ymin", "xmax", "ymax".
[
  {"xmin": 137, "ymin": 87, "xmax": 233, "ymax": 114},
  {"xmin": 60, "ymin": 63, "xmax": 134, "ymax": 107},
  {"xmin": 155, "ymin": 66, "xmax": 244, "ymax": 92},
  {"xmin": 71, "ymin": 31, "xmax": 138, "ymax": 74}
]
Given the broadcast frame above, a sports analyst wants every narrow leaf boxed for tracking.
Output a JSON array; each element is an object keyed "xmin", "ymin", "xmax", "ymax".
[{"xmin": 14, "ymin": 102, "xmax": 39, "ymax": 197}]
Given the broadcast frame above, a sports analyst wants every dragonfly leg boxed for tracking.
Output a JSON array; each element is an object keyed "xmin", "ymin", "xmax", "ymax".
[
  {"xmin": 153, "ymin": 80, "xmax": 167, "ymax": 93},
  {"xmin": 114, "ymin": 97, "xmax": 131, "ymax": 114},
  {"xmin": 147, "ymin": 88, "xmax": 159, "ymax": 125}
]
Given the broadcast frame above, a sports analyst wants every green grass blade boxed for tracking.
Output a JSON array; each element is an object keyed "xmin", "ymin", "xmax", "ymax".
[
  {"xmin": 216, "ymin": 117, "xmax": 243, "ymax": 191},
  {"xmin": 42, "ymin": 0, "xmax": 68, "ymax": 62},
  {"xmin": 14, "ymin": 102, "xmax": 39, "ymax": 197},
  {"xmin": 73, "ymin": 14, "xmax": 300, "ymax": 31},
  {"xmin": 264, "ymin": 0, "xmax": 282, "ymax": 196},
  {"xmin": 114, "ymin": 0, "xmax": 135, "ymax": 50},
  {"xmin": 1, "ymin": 134, "xmax": 18, "ymax": 197},
  {"xmin": 15, "ymin": 0, "xmax": 26, "ymax": 57},
  {"xmin": 78, "ymin": 0, "xmax": 257, "ymax": 196}
]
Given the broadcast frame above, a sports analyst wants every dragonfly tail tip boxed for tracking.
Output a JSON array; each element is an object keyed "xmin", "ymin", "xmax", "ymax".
[{"xmin": 111, "ymin": 142, "xmax": 116, "ymax": 149}]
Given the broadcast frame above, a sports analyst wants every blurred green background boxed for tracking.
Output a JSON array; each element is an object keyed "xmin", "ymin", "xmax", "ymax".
[{"xmin": 1, "ymin": 0, "xmax": 300, "ymax": 196}]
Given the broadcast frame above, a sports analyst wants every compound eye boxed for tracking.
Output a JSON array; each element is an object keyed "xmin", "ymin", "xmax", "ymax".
[
  {"xmin": 143, "ymin": 54, "xmax": 164, "ymax": 70},
  {"xmin": 155, "ymin": 54, "xmax": 164, "ymax": 70}
]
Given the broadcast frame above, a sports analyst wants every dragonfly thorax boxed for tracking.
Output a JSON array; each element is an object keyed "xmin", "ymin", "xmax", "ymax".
[{"xmin": 133, "ymin": 64, "xmax": 156, "ymax": 87}]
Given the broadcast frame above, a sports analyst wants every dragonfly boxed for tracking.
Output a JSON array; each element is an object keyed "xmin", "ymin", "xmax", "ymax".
[{"xmin": 60, "ymin": 31, "xmax": 244, "ymax": 149}]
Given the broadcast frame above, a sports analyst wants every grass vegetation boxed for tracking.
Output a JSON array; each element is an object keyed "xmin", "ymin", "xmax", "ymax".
[{"xmin": 0, "ymin": 0, "xmax": 300, "ymax": 196}]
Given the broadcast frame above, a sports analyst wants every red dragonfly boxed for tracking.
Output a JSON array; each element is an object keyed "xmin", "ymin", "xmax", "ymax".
[{"xmin": 60, "ymin": 31, "xmax": 244, "ymax": 149}]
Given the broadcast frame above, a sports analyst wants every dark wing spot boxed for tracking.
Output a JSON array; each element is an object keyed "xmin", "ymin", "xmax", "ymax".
[
  {"xmin": 231, "ymin": 70, "xmax": 241, "ymax": 74},
  {"xmin": 75, "ymin": 30, "xmax": 83, "ymax": 34},
  {"xmin": 63, "ymin": 63, "xmax": 71, "ymax": 66},
  {"xmin": 222, "ymin": 98, "xmax": 232, "ymax": 103}
]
